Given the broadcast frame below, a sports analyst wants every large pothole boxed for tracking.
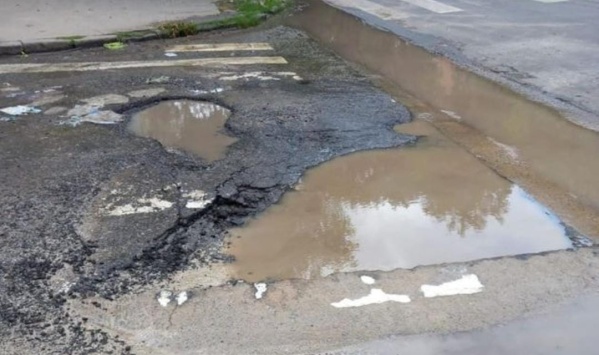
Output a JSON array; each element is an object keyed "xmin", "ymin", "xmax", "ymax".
[{"xmin": 225, "ymin": 121, "xmax": 574, "ymax": 282}]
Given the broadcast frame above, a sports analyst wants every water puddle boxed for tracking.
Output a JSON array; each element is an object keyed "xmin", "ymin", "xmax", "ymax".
[
  {"xmin": 225, "ymin": 122, "xmax": 573, "ymax": 282},
  {"xmin": 128, "ymin": 100, "xmax": 237, "ymax": 162},
  {"xmin": 288, "ymin": 0, "xmax": 599, "ymax": 238}
]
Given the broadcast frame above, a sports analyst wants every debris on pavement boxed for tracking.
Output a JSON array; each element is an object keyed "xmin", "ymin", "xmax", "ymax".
[{"xmin": 420, "ymin": 274, "xmax": 484, "ymax": 298}]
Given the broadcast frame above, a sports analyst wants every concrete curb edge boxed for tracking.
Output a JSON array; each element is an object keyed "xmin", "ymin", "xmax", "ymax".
[{"xmin": 0, "ymin": 13, "xmax": 240, "ymax": 56}]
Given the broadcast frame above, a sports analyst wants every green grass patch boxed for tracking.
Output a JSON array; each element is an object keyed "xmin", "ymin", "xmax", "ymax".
[
  {"xmin": 159, "ymin": 0, "xmax": 289, "ymax": 38},
  {"xmin": 158, "ymin": 22, "xmax": 200, "ymax": 38}
]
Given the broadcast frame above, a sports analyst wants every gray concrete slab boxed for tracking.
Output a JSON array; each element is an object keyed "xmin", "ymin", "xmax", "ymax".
[
  {"xmin": 323, "ymin": 0, "xmax": 599, "ymax": 129},
  {"xmin": 0, "ymin": 0, "xmax": 220, "ymax": 41},
  {"xmin": 329, "ymin": 293, "xmax": 599, "ymax": 355}
]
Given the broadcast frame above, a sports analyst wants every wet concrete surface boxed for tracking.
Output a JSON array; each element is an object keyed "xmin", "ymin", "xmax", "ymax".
[
  {"xmin": 0, "ymin": 5, "xmax": 599, "ymax": 355},
  {"xmin": 129, "ymin": 100, "xmax": 237, "ymax": 162},
  {"xmin": 226, "ymin": 121, "xmax": 573, "ymax": 282},
  {"xmin": 330, "ymin": 293, "xmax": 599, "ymax": 355}
]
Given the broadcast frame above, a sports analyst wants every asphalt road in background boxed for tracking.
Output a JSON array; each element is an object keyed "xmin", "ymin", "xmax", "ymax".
[{"xmin": 324, "ymin": 0, "xmax": 599, "ymax": 130}]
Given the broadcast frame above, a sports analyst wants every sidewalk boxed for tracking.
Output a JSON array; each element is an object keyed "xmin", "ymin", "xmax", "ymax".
[{"xmin": 0, "ymin": 0, "xmax": 220, "ymax": 42}]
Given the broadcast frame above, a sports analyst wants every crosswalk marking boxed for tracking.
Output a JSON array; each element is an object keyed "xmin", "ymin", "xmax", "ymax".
[
  {"xmin": 327, "ymin": 0, "xmax": 461, "ymax": 17},
  {"xmin": 165, "ymin": 43, "xmax": 274, "ymax": 52},
  {"xmin": 327, "ymin": 0, "xmax": 409, "ymax": 20},
  {"xmin": 0, "ymin": 57, "xmax": 289, "ymax": 75},
  {"xmin": 400, "ymin": 0, "xmax": 462, "ymax": 13}
]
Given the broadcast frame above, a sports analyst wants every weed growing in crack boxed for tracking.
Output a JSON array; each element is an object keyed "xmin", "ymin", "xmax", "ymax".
[
  {"xmin": 158, "ymin": 0, "xmax": 290, "ymax": 38},
  {"xmin": 157, "ymin": 22, "xmax": 200, "ymax": 38}
]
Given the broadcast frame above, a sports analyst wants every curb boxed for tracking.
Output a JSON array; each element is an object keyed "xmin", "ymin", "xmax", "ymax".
[{"xmin": 0, "ymin": 13, "xmax": 239, "ymax": 57}]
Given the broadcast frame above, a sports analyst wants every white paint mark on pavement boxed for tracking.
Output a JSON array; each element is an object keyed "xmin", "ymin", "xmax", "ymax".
[
  {"xmin": 164, "ymin": 52, "xmax": 178, "ymax": 57},
  {"xmin": 361, "ymin": 275, "xmax": 376, "ymax": 285},
  {"xmin": 176, "ymin": 292, "xmax": 189, "ymax": 306},
  {"xmin": 157, "ymin": 290, "xmax": 173, "ymax": 307},
  {"xmin": 191, "ymin": 88, "xmax": 225, "ymax": 95},
  {"xmin": 420, "ymin": 274, "xmax": 484, "ymax": 298},
  {"xmin": 166, "ymin": 43, "xmax": 274, "ymax": 52},
  {"xmin": 254, "ymin": 283, "xmax": 267, "ymax": 299},
  {"xmin": 0, "ymin": 105, "xmax": 42, "ymax": 115},
  {"xmin": 184, "ymin": 190, "xmax": 214, "ymax": 210},
  {"xmin": 0, "ymin": 57, "xmax": 289, "ymax": 74},
  {"xmin": 533, "ymin": 0, "xmax": 568, "ymax": 3},
  {"xmin": 332, "ymin": 289, "xmax": 411, "ymax": 308},
  {"xmin": 218, "ymin": 71, "xmax": 299, "ymax": 81},
  {"xmin": 104, "ymin": 197, "xmax": 174, "ymax": 216},
  {"xmin": 400, "ymin": 0, "xmax": 463, "ymax": 13}
]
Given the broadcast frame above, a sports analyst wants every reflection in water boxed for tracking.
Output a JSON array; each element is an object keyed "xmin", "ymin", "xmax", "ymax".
[
  {"xmin": 226, "ymin": 122, "xmax": 572, "ymax": 282},
  {"xmin": 128, "ymin": 100, "xmax": 237, "ymax": 162}
]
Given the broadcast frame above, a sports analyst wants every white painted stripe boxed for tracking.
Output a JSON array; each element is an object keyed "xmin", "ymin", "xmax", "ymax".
[
  {"xmin": 420, "ymin": 274, "xmax": 484, "ymax": 298},
  {"xmin": 0, "ymin": 57, "xmax": 289, "ymax": 74},
  {"xmin": 166, "ymin": 43, "xmax": 273, "ymax": 52},
  {"xmin": 532, "ymin": 0, "xmax": 568, "ymax": 3},
  {"xmin": 327, "ymin": 0, "xmax": 410, "ymax": 20},
  {"xmin": 331, "ymin": 289, "xmax": 411, "ymax": 308},
  {"xmin": 401, "ymin": 0, "xmax": 462, "ymax": 13}
]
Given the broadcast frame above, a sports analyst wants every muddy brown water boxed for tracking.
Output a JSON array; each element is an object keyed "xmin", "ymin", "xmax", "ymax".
[
  {"xmin": 288, "ymin": 0, "xmax": 599, "ymax": 238},
  {"xmin": 226, "ymin": 122, "xmax": 572, "ymax": 282},
  {"xmin": 128, "ymin": 100, "xmax": 237, "ymax": 162}
]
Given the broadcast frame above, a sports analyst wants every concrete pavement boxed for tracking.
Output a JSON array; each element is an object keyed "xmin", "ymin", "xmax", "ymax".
[
  {"xmin": 0, "ymin": 0, "xmax": 220, "ymax": 41},
  {"xmin": 322, "ymin": 0, "xmax": 599, "ymax": 131}
]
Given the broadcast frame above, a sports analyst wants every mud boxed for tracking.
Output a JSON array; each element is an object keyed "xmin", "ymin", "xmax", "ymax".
[
  {"xmin": 226, "ymin": 122, "xmax": 573, "ymax": 282},
  {"xmin": 288, "ymin": 0, "xmax": 599, "ymax": 238},
  {"xmin": 129, "ymin": 100, "xmax": 238, "ymax": 162}
]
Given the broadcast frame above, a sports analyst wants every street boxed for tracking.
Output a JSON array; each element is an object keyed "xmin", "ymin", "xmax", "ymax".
[{"xmin": 1, "ymin": 1, "xmax": 599, "ymax": 354}]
